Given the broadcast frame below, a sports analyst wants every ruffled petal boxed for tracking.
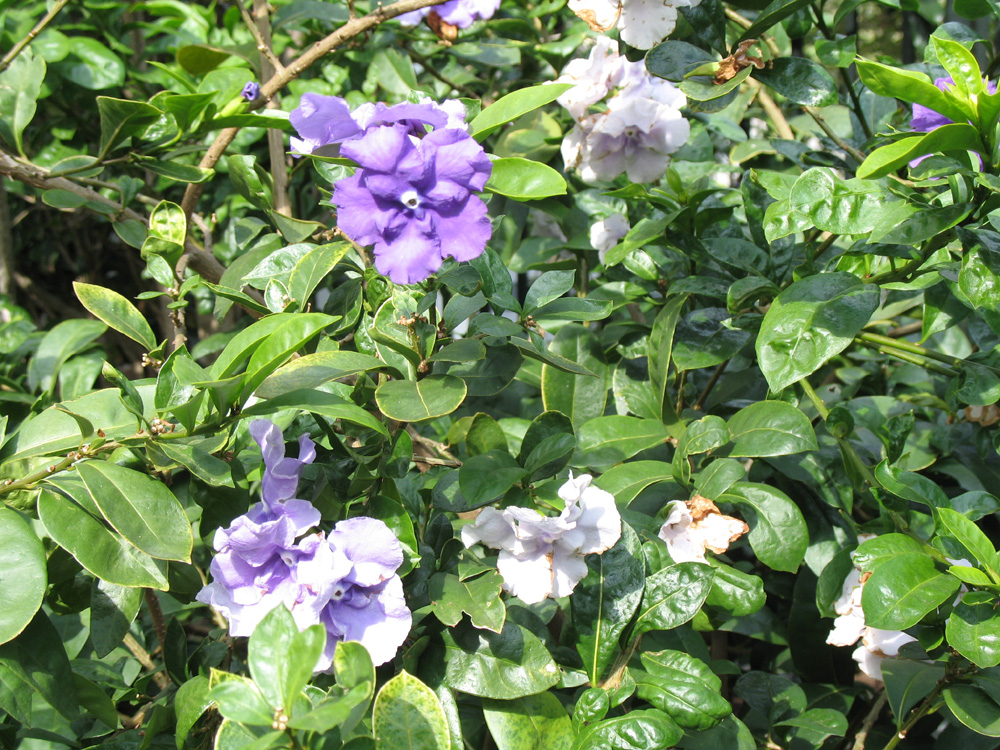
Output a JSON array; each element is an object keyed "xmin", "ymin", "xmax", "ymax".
[
  {"xmin": 496, "ymin": 548, "xmax": 554, "ymax": 604},
  {"xmin": 329, "ymin": 517, "xmax": 405, "ymax": 587}
]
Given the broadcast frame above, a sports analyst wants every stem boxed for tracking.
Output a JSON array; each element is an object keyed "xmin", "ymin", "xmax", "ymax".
[
  {"xmin": 853, "ymin": 337, "xmax": 959, "ymax": 377},
  {"xmin": 236, "ymin": 0, "xmax": 285, "ymax": 75},
  {"xmin": 723, "ymin": 8, "xmax": 782, "ymax": 58},
  {"xmin": 856, "ymin": 332, "xmax": 964, "ymax": 370},
  {"xmin": 751, "ymin": 80, "xmax": 795, "ymax": 140},
  {"xmin": 179, "ymin": 0, "xmax": 452, "ymax": 217},
  {"xmin": 0, "ymin": 0, "xmax": 72, "ymax": 74},
  {"xmin": 251, "ymin": 0, "xmax": 292, "ymax": 217},
  {"xmin": 799, "ymin": 378, "xmax": 830, "ymax": 420},
  {"xmin": 122, "ymin": 633, "xmax": 170, "ymax": 690},
  {"xmin": 803, "ymin": 106, "xmax": 868, "ymax": 164},
  {"xmin": 867, "ymin": 231, "xmax": 953, "ymax": 285},
  {"xmin": 694, "ymin": 359, "xmax": 729, "ymax": 410},
  {"xmin": 880, "ymin": 696, "xmax": 943, "ymax": 750},
  {"xmin": 143, "ymin": 589, "xmax": 168, "ymax": 661},
  {"xmin": 851, "ymin": 691, "xmax": 887, "ymax": 750},
  {"xmin": 0, "ymin": 178, "xmax": 12, "ymax": 299}
]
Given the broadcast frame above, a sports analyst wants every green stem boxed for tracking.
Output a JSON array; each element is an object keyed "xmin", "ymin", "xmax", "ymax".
[
  {"xmin": 0, "ymin": 0, "xmax": 71, "ymax": 74},
  {"xmin": 799, "ymin": 378, "xmax": 830, "ymax": 420},
  {"xmin": 854, "ymin": 337, "xmax": 958, "ymax": 377},
  {"xmin": 856, "ymin": 332, "xmax": 963, "ymax": 370},
  {"xmin": 868, "ymin": 232, "xmax": 953, "ymax": 285}
]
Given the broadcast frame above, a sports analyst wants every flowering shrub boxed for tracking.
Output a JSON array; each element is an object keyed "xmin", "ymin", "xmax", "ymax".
[{"xmin": 6, "ymin": 0, "xmax": 1000, "ymax": 748}]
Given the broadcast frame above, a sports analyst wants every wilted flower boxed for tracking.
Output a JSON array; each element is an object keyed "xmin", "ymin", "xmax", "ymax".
[
  {"xmin": 658, "ymin": 495, "xmax": 748, "ymax": 564},
  {"xmin": 332, "ymin": 124, "xmax": 493, "ymax": 284},
  {"xmin": 567, "ymin": 0, "xmax": 702, "ymax": 50},
  {"xmin": 197, "ymin": 420, "xmax": 411, "ymax": 669},
  {"xmin": 398, "ymin": 0, "xmax": 501, "ymax": 29},
  {"xmin": 241, "ymin": 82, "xmax": 260, "ymax": 101},
  {"xmin": 589, "ymin": 213, "xmax": 630, "ymax": 262},
  {"xmin": 461, "ymin": 473, "xmax": 621, "ymax": 604}
]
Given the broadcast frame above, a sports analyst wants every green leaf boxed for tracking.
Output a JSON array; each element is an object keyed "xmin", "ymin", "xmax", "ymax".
[
  {"xmin": 175, "ymin": 675, "xmax": 213, "ymax": 750},
  {"xmin": 635, "ymin": 650, "xmax": 731, "ymax": 730},
  {"xmin": 645, "ymin": 40, "xmax": 717, "ymax": 82},
  {"xmin": 483, "ymin": 693, "xmax": 574, "ymax": 750},
  {"xmin": 852, "ymin": 533, "xmax": 924, "ymax": 573},
  {"xmin": 574, "ymin": 416, "xmax": 670, "ymax": 468},
  {"xmin": 376, "ymin": 375, "xmax": 467, "ymax": 422},
  {"xmin": 733, "ymin": 671, "xmax": 806, "ymax": 725},
  {"xmin": 856, "ymin": 59, "xmax": 971, "ymax": 124},
  {"xmin": 633, "ymin": 563, "xmax": 716, "ymax": 638},
  {"xmin": 76, "ymin": 461, "xmax": 193, "ymax": 562},
  {"xmin": 881, "ymin": 660, "xmax": 946, "ymax": 730},
  {"xmin": 738, "ymin": 0, "xmax": 814, "ymax": 39},
  {"xmin": 523, "ymin": 270, "xmax": 576, "ymax": 313},
  {"xmin": 249, "ymin": 605, "xmax": 326, "ymax": 711},
  {"xmin": 754, "ymin": 58, "xmax": 838, "ymax": 106},
  {"xmin": 459, "ymin": 450, "xmax": 528, "ymax": 505},
  {"xmin": 572, "ymin": 523, "xmax": 645, "ymax": 684},
  {"xmin": 541, "ymin": 324, "xmax": 608, "ymax": 429},
  {"xmin": 726, "ymin": 401, "xmax": 818, "ymax": 457},
  {"xmin": 773, "ymin": 708, "xmax": 847, "ymax": 739},
  {"xmin": 90, "ymin": 579, "xmax": 142, "ymax": 658},
  {"xmin": 255, "ymin": 351, "xmax": 388, "ymax": 399},
  {"xmin": 931, "ymin": 35, "xmax": 983, "ymax": 97},
  {"xmin": 0, "ymin": 510, "xmax": 46, "ymax": 645},
  {"xmin": 722, "ymin": 483, "xmax": 808, "ymax": 572},
  {"xmin": 648, "ymin": 296, "xmax": 687, "ymax": 435},
  {"xmin": 209, "ymin": 671, "xmax": 274, "ymax": 726},
  {"xmin": 135, "ymin": 156, "xmax": 214, "ymax": 183},
  {"xmin": 672, "ymin": 308, "xmax": 751, "ymax": 372},
  {"xmin": 156, "ymin": 441, "xmax": 235, "ymax": 487},
  {"xmin": 706, "ymin": 562, "xmax": 766, "ymax": 616},
  {"xmin": 96, "ymin": 96, "xmax": 162, "ymax": 156},
  {"xmin": 573, "ymin": 709, "xmax": 682, "ymax": 750},
  {"xmin": 0, "ymin": 611, "xmax": 78, "ymax": 720},
  {"xmin": 518, "ymin": 410, "xmax": 576, "ymax": 479},
  {"xmin": 227, "ymin": 154, "xmax": 272, "ymax": 211},
  {"xmin": 857, "ymin": 124, "xmax": 984, "ymax": 179},
  {"xmin": 936, "ymin": 507, "xmax": 996, "ymax": 569},
  {"xmin": 243, "ymin": 313, "xmax": 339, "ymax": 398},
  {"xmin": 26, "ymin": 319, "xmax": 107, "ymax": 395},
  {"xmin": 242, "ymin": 390, "xmax": 387, "ymax": 436},
  {"xmin": 874, "ymin": 461, "xmax": 949, "ymax": 508},
  {"xmin": 862, "ymin": 553, "xmax": 961, "ymax": 629},
  {"xmin": 37, "ymin": 486, "xmax": 169, "ymax": 589},
  {"xmin": 756, "ymin": 272, "xmax": 879, "ymax": 392},
  {"xmin": 486, "ymin": 158, "xmax": 567, "ymax": 200},
  {"xmin": 787, "ymin": 168, "xmax": 889, "ymax": 234},
  {"xmin": 944, "ymin": 685, "xmax": 1000, "ymax": 737},
  {"xmin": 288, "ymin": 243, "xmax": 351, "ymax": 311},
  {"xmin": 593, "ymin": 461, "xmax": 677, "ymax": 507},
  {"xmin": 470, "ymin": 83, "xmax": 574, "ymax": 139},
  {"xmin": 373, "ymin": 671, "xmax": 450, "ymax": 750},
  {"xmin": 433, "ymin": 622, "xmax": 560, "ymax": 700},
  {"xmin": 0, "ymin": 48, "xmax": 45, "ymax": 155},
  {"xmin": 73, "ymin": 282, "xmax": 157, "ymax": 352},
  {"xmin": 466, "ymin": 413, "xmax": 510, "ymax": 457},
  {"xmin": 428, "ymin": 571, "xmax": 506, "ymax": 633},
  {"xmin": 947, "ymin": 591, "xmax": 1000, "ymax": 668}
]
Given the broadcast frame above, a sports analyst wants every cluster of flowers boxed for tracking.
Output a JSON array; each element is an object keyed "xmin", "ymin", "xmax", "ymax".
[
  {"xmin": 556, "ymin": 37, "xmax": 690, "ymax": 185},
  {"xmin": 568, "ymin": 0, "xmax": 702, "ymax": 50},
  {"xmin": 290, "ymin": 94, "xmax": 493, "ymax": 285},
  {"xmin": 397, "ymin": 0, "xmax": 501, "ymax": 29},
  {"xmin": 196, "ymin": 420, "xmax": 411, "ymax": 669},
  {"xmin": 462, "ymin": 473, "xmax": 622, "ymax": 603}
]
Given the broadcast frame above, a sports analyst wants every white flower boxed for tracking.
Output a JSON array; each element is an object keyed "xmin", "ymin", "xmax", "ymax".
[
  {"xmin": 567, "ymin": 0, "xmax": 703, "ymax": 51},
  {"xmin": 658, "ymin": 495, "xmax": 748, "ymax": 564},
  {"xmin": 461, "ymin": 473, "xmax": 622, "ymax": 604},
  {"xmin": 590, "ymin": 214, "xmax": 630, "ymax": 261}
]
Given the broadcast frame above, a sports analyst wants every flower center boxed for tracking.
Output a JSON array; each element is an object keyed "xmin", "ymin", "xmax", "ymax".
[
  {"xmin": 330, "ymin": 584, "xmax": 347, "ymax": 601},
  {"xmin": 400, "ymin": 190, "xmax": 421, "ymax": 210}
]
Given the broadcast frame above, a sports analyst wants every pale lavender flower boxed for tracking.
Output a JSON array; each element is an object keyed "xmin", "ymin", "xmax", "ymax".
[
  {"xmin": 241, "ymin": 82, "xmax": 261, "ymax": 101},
  {"xmin": 351, "ymin": 98, "xmax": 469, "ymax": 135},
  {"xmin": 566, "ymin": 0, "xmax": 702, "ymax": 50},
  {"xmin": 332, "ymin": 124, "xmax": 493, "ymax": 284},
  {"xmin": 290, "ymin": 93, "xmax": 363, "ymax": 155},
  {"xmin": 589, "ymin": 213, "xmax": 630, "ymax": 262},
  {"xmin": 397, "ymin": 0, "xmax": 501, "ymax": 29},
  {"xmin": 196, "ymin": 420, "xmax": 412, "ymax": 669},
  {"xmin": 461, "ymin": 473, "xmax": 621, "ymax": 604}
]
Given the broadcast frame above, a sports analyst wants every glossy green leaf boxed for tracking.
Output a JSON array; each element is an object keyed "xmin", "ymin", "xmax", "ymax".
[
  {"xmin": 249, "ymin": 605, "xmax": 326, "ymax": 711},
  {"xmin": 96, "ymin": 96, "xmax": 162, "ymax": 156},
  {"xmin": 470, "ymin": 83, "xmax": 573, "ymax": 139},
  {"xmin": 593, "ymin": 461, "xmax": 677, "ymax": 507},
  {"xmin": 38, "ymin": 486, "xmax": 169, "ymax": 589},
  {"xmin": 787, "ymin": 168, "xmax": 888, "ymax": 234},
  {"xmin": 460, "ymin": 450, "xmax": 528, "ymax": 505},
  {"xmin": 542, "ymin": 324, "xmax": 608, "ymax": 428},
  {"xmin": 862, "ymin": 552, "xmax": 961, "ymax": 629},
  {"xmin": 73, "ymin": 282, "xmax": 157, "ymax": 352},
  {"xmin": 255, "ymin": 351, "xmax": 388, "ymax": 399},
  {"xmin": 936, "ymin": 507, "xmax": 996, "ymax": 569},
  {"xmin": 209, "ymin": 671, "xmax": 274, "ymax": 726},
  {"xmin": 90, "ymin": 579, "xmax": 142, "ymax": 658},
  {"xmin": 0, "ymin": 49, "xmax": 45, "ymax": 155},
  {"xmin": 857, "ymin": 124, "xmax": 984, "ymax": 179},
  {"xmin": 434, "ymin": 623, "xmax": 560, "ymax": 700},
  {"xmin": 26, "ymin": 318, "xmax": 107, "ymax": 395},
  {"xmin": 947, "ymin": 591, "xmax": 1000, "ymax": 668},
  {"xmin": 705, "ymin": 562, "xmax": 766, "ymax": 616},
  {"xmin": 376, "ymin": 375, "xmax": 467, "ymax": 422},
  {"xmin": 756, "ymin": 272, "xmax": 879, "ymax": 392},
  {"xmin": 486, "ymin": 157, "xmax": 567, "ymax": 200},
  {"xmin": 754, "ymin": 58, "xmax": 838, "ymax": 106},
  {"xmin": 722, "ymin": 483, "xmax": 808, "ymax": 572},
  {"xmin": 573, "ymin": 709, "xmax": 682, "ymax": 750},
  {"xmin": 428, "ymin": 571, "xmax": 506, "ymax": 633},
  {"xmin": 483, "ymin": 693, "xmax": 574, "ymax": 750},
  {"xmin": 633, "ymin": 562, "xmax": 715, "ymax": 637},
  {"xmin": 944, "ymin": 685, "xmax": 1000, "ymax": 737},
  {"xmin": 372, "ymin": 671, "xmax": 452, "ymax": 750},
  {"xmin": 243, "ymin": 313, "xmax": 339, "ymax": 398},
  {"xmin": 572, "ymin": 523, "xmax": 645, "ymax": 684},
  {"xmin": 648, "ymin": 296, "xmax": 687, "ymax": 435},
  {"xmin": 874, "ymin": 460, "xmax": 949, "ymax": 508},
  {"xmin": 574, "ymin": 416, "xmax": 670, "ymax": 467},
  {"xmin": 856, "ymin": 59, "xmax": 971, "ymax": 123},
  {"xmin": 672, "ymin": 308, "xmax": 751, "ymax": 372},
  {"xmin": 727, "ymin": 401, "xmax": 818, "ymax": 457},
  {"xmin": 0, "ymin": 510, "xmax": 46, "ymax": 645},
  {"xmin": 635, "ymin": 650, "xmax": 731, "ymax": 730},
  {"xmin": 881, "ymin": 660, "xmax": 946, "ymax": 730},
  {"xmin": 175, "ymin": 675, "xmax": 213, "ymax": 750},
  {"xmin": 0, "ymin": 611, "xmax": 78, "ymax": 720},
  {"xmin": 76, "ymin": 460, "xmax": 193, "ymax": 562}
]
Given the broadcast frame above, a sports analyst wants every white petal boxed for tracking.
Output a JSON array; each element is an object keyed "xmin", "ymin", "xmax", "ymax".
[
  {"xmin": 551, "ymin": 545, "xmax": 590, "ymax": 598},
  {"xmin": 617, "ymin": 0, "xmax": 679, "ymax": 49},
  {"xmin": 833, "ymin": 568, "xmax": 862, "ymax": 616},
  {"xmin": 573, "ymin": 484, "xmax": 622, "ymax": 554},
  {"xmin": 826, "ymin": 610, "xmax": 865, "ymax": 647},
  {"xmin": 853, "ymin": 644, "xmax": 885, "ymax": 681},
  {"xmin": 497, "ymin": 549, "xmax": 554, "ymax": 604},
  {"xmin": 461, "ymin": 507, "xmax": 516, "ymax": 550},
  {"xmin": 864, "ymin": 627, "xmax": 916, "ymax": 658},
  {"xmin": 567, "ymin": 0, "xmax": 621, "ymax": 31},
  {"xmin": 590, "ymin": 214, "xmax": 631, "ymax": 255}
]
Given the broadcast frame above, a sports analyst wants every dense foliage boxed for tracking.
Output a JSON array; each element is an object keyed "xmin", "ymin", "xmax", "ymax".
[{"xmin": 4, "ymin": 0, "xmax": 1000, "ymax": 748}]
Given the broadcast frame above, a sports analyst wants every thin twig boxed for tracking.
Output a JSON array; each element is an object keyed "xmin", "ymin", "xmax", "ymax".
[
  {"xmin": 851, "ymin": 691, "xmax": 887, "ymax": 750},
  {"xmin": 122, "ymin": 633, "xmax": 170, "ymax": 690},
  {"xmin": 803, "ymin": 105, "xmax": 868, "ymax": 164},
  {"xmin": 749, "ymin": 79, "xmax": 794, "ymax": 140},
  {"xmin": 693, "ymin": 359, "xmax": 729, "ymax": 410},
  {"xmin": 0, "ymin": 0, "xmax": 72, "ymax": 74},
  {"xmin": 0, "ymin": 179, "xmax": 12, "ymax": 298},
  {"xmin": 143, "ymin": 589, "xmax": 168, "ymax": 658},
  {"xmin": 179, "ymin": 0, "xmax": 451, "ymax": 217},
  {"xmin": 723, "ymin": 8, "xmax": 781, "ymax": 58},
  {"xmin": 253, "ymin": 0, "xmax": 292, "ymax": 217},
  {"xmin": 235, "ymin": 0, "xmax": 285, "ymax": 74}
]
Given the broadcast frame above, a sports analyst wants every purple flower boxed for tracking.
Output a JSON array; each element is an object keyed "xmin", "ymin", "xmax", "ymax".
[
  {"xmin": 196, "ymin": 420, "xmax": 412, "ymax": 668},
  {"xmin": 332, "ymin": 124, "xmax": 493, "ymax": 284},
  {"xmin": 241, "ymin": 82, "xmax": 261, "ymax": 101},
  {"xmin": 290, "ymin": 93, "xmax": 363, "ymax": 155},
  {"xmin": 398, "ymin": 0, "xmax": 501, "ymax": 29},
  {"xmin": 909, "ymin": 76, "xmax": 996, "ymax": 168}
]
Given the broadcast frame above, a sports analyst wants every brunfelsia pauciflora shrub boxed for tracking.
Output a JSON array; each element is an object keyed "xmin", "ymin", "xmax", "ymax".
[{"xmin": 7, "ymin": 0, "xmax": 1000, "ymax": 747}]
